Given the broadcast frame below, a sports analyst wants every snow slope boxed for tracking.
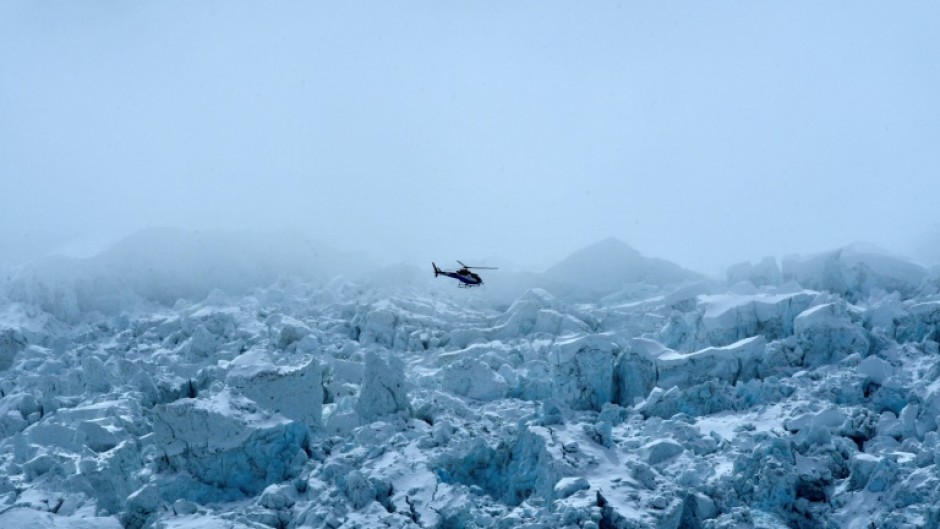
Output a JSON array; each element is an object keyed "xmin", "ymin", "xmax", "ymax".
[{"xmin": 1, "ymin": 233, "xmax": 939, "ymax": 528}]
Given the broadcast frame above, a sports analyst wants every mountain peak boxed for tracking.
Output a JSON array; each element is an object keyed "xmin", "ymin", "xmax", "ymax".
[
  {"xmin": 543, "ymin": 238, "xmax": 701, "ymax": 294},
  {"xmin": 588, "ymin": 236, "xmax": 642, "ymax": 251}
]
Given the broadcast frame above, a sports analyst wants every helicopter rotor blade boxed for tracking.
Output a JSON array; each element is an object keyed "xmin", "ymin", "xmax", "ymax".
[{"xmin": 457, "ymin": 260, "xmax": 497, "ymax": 270}]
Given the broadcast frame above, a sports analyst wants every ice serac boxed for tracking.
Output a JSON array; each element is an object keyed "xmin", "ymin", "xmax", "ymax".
[
  {"xmin": 782, "ymin": 246, "xmax": 927, "ymax": 301},
  {"xmin": 727, "ymin": 256, "xmax": 782, "ymax": 287},
  {"xmin": 550, "ymin": 334, "xmax": 622, "ymax": 411},
  {"xmin": 898, "ymin": 300, "xmax": 940, "ymax": 343},
  {"xmin": 437, "ymin": 424, "xmax": 572, "ymax": 506},
  {"xmin": 693, "ymin": 290, "xmax": 816, "ymax": 349},
  {"xmin": 794, "ymin": 302, "xmax": 869, "ymax": 367},
  {"xmin": 356, "ymin": 306, "xmax": 398, "ymax": 347},
  {"xmin": 0, "ymin": 328, "xmax": 26, "ymax": 371},
  {"xmin": 442, "ymin": 357, "xmax": 508, "ymax": 401},
  {"xmin": 486, "ymin": 289, "xmax": 590, "ymax": 340},
  {"xmin": 615, "ymin": 338, "xmax": 660, "ymax": 405},
  {"xmin": 554, "ymin": 476, "xmax": 590, "ymax": 498},
  {"xmin": 657, "ymin": 335, "xmax": 765, "ymax": 390},
  {"xmin": 355, "ymin": 350, "xmax": 412, "ymax": 421},
  {"xmin": 0, "ymin": 328, "xmax": 28, "ymax": 371},
  {"xmin": 0, "ymin": 508, "xmax": 122, "ymax": 529},
  {"xmin": 152, "ymin": 390, "xmax": 308, "ymax": 495},
  {"xmin": 227, "ymin": 356, "xmax": 323, "ymax": 428}
]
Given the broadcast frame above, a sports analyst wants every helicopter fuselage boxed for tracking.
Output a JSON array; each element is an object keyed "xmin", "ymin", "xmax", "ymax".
[{"xmin": 440, "ymin": 269, "xmax": 482, "ymax": 286}]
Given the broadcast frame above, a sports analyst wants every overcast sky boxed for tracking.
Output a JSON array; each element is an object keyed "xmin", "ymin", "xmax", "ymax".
[{"xmin": 2, "ymin": 1, "xmax": 939, "ymax": 273}]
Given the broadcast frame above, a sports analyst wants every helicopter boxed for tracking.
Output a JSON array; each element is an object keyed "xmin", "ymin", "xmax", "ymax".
[{"xmin": 432, "ymin": 261, "xmax": 497, "ymax": 288}]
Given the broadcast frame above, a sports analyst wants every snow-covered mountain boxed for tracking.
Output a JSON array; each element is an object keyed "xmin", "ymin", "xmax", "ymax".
[
  {"xmin": 468, "ymin": 238, "xmax": 706, "ymax": 304},
  {"xmin": 1, "ymin": 231, "xmax": 939, "ymax": 528},
  {"xmin": 541, "ymin": 237, "xmax": 704, "ymax": 296}
]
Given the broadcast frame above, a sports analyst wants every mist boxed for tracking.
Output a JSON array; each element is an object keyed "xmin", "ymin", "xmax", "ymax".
[{"xmin": 2, "ymin": 1, "xmax": 939, "ymax": 275}]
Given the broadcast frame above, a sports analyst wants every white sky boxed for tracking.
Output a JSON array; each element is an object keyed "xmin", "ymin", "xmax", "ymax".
[{"xmin": 2, "ymin": 1, "xmax": 939, "ymax": 273}]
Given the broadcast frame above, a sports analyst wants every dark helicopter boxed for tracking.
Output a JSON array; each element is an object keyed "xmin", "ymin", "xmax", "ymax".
[{"xmin": 432, "ymin": 261, "xmax": 497, "ymax": 287}]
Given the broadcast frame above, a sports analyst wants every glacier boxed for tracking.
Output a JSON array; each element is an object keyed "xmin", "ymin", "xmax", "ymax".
[{"xmin": 0, "ymin": 231, "xmax": 939, "ymax": 528}]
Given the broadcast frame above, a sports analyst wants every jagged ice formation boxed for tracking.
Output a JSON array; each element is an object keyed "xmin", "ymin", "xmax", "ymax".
[{"xmin": 1, "ymin": 233, "xmax": 939, "ymax": 528}]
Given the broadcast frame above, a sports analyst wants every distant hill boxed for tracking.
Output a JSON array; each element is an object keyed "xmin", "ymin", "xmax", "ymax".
[{"xmin": 540, "ymin": 237, "xmax": 704, "ymax": 295}]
